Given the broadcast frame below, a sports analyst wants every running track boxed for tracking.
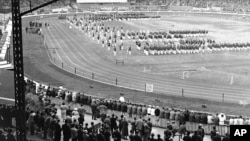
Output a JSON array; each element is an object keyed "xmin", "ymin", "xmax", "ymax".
[{"xmin": 43, "ymin": 17, "xmax": 250, "ymax": 103}]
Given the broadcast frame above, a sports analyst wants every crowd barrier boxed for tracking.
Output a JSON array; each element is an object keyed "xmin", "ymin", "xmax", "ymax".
[
  {"xmin": 186, "ymin": 122, "xmax": 229, "ymax": 136},
  {"xmin": 70, "ymin": 103, "xmax": 230, "ymax": 136}
]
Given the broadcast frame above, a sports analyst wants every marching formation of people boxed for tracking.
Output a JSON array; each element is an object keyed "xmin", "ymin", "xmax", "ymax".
[
  {"xmin": 66, "ymin": 14, "xmax": 211, "ymax": 56},
  {"xmin": 65, "ymin": 12, "xmax": 250, "ymax": 58},
  {"xmin": 169, "ymin": 30, "xmax": 208, "ymax": 35},
  {"xmin": 86, "ymin": 13, "xmax": 160, "ymax": 22},
  {"xmin": 207, "ymin": 43, "xmax": 250, "ymax": 51},
  {"xmin": 67, "ymin": 15, "xmax": 132, "ymax": 56}
]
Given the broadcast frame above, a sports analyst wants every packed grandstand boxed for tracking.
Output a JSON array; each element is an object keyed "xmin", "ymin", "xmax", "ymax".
[
  {"xmin": 0, "ymin": 0, "xmax": 250, "ymax": 13},
  {"xmin": 2, "ymin": 0, "xmax": 250, "ymax": 141}
]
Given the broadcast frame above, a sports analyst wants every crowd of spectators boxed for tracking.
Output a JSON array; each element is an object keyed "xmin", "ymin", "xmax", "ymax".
[
  {"xmin": 0, "ymin": 104, "xmax": 15, "ymax": 129},
  {"xmin": 0, "ymin": 0, "xmax": 65, "ymax": 7},
  {"xmin": 0, "ymin": 104, "xmax": 17, "ymax": 141},
  {"xmin": 27, "ymin": 77, "xmax": 247, "ymax": 127},
  {"xmin": 134, "ymin": 0, "xmax": 250, "ymax": 12},
  {"xmin": 2, "ymin": 0, "xmax": 250, "ymax": 13},
  {"xmin": 23, "ymin": 76, "xmax": 236, "ymax": 141},
  {"xmin": 0, "ymin": 75, "xmax": 239, "ymax": 141}
]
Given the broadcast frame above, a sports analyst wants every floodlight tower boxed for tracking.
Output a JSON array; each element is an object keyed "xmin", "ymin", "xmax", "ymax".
[{"xmin": 12, "ymin": 0, "xmax": 61, "ymax": 140}]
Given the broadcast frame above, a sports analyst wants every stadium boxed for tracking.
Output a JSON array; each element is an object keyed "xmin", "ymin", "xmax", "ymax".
[{"xmin": 1, "ymin": 0, "xmax": 250, "ymax": 140}]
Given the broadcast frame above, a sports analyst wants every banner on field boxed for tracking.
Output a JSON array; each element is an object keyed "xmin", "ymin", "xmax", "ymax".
[{"xmin": 145, "ymin": 83, "xmax": 153, "ymax": 92}]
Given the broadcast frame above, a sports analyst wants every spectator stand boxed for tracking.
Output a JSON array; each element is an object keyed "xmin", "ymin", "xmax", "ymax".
[{"xmin": 0, "ymin": 19, "xmax": 12, "ymax": 67}]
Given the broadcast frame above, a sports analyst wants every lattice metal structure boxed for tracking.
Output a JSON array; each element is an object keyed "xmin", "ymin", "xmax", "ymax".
[
  {"xmin": 12, "ymin": 0, "xmax": 60, "ymax": 140},
  {"xmin": 12, "ymin": 0, "xmax": 26, "ymax": 140}
]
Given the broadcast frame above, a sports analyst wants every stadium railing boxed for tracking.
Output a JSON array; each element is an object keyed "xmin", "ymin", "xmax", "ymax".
[{"xmin": 76, "ymin": 104, "xmax": 230, "ymax": 136}]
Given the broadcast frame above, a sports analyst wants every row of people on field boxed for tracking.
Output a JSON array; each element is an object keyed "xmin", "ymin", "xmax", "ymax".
[
  {"xmin": 169, "ymin": 30, "xmax": 208, "ymax": 35},
  {"xmin": 29, "ymin": 20, "xmax": 43, "ymax": 28},
  {"xmin": 86, "ymin": 13, "xmax": 161, "ymax": 22},
  {"xmin": 207, "ymin": 43, "xmax": 250, "ymax": 49},
  {"xmin": 137, "ymin": 41, "xmax": 250, "ymax": 56},
  {"xmin": 26, "ymin": 20, "xmax": 50, "ymax": 34}
]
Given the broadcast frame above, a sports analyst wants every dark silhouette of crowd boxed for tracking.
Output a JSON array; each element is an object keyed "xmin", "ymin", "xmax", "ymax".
[
  {"xmin": 0, "ymin": 104, "xmax": 15, "ymax": 129},
  {"xmin": 0, "ymin": 105, "xmax": 16, "ymax": 141}
]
